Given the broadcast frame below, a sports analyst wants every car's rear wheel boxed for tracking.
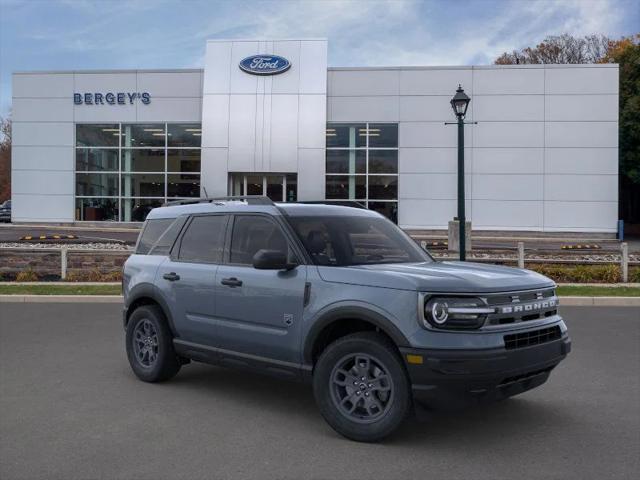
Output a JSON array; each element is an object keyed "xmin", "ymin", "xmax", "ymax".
[
  {"xmin": 313, "ymin": 332, "xmax": 411, "ymax": 442},
  {"xmin": 126, "ymin": 305, "xmax": 181, "ymax": 382}
]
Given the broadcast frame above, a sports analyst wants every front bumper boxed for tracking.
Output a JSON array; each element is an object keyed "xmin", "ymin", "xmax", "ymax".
[{"xmin": 400, "ymin": 333, "xmax": 571, "ymax": 410}]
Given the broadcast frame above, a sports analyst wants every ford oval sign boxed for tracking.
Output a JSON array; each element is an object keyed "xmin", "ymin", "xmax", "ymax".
[{"xmin": 239, "ymin": 55, "xmax": 291, "ymax": 75}]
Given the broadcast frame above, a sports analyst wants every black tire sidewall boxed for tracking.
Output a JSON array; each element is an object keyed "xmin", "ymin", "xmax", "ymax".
[
  {"xmin": 125, "ymin": 305, "xmax": 180, "ymax": 382},
  {"xmin": 313, "ymin": 332, "xmax": 411, "ymax": 442}
]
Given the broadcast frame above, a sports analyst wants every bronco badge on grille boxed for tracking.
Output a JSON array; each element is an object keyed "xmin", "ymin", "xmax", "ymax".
[{"xmin": 499, "ymin": 298, "xmax": 557, "ymax": 314}]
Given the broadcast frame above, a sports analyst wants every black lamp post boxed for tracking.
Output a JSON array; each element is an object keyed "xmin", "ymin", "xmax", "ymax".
[{"xmin": 450, "ymin": 85, "xmax": 471, "ymax": 261}]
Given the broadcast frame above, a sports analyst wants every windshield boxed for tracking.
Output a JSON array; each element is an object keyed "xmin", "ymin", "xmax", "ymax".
[{"xmin": 287, "ymin": 215, "xmax": 432, "ymax": 266}]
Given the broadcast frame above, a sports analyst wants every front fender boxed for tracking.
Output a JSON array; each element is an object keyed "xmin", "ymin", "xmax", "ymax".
[{"xmin": 303, "ymin": 303, "xmax": 410, "ymax": 364}]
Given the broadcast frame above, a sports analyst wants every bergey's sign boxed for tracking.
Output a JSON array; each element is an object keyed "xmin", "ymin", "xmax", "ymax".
[
  {"xmin": 239, "ymin": 55, "xmax": 291, "ymax": 75},
  {"xmin": 74, "ymin": 92, "xmax": 151, "ymax": 105}
]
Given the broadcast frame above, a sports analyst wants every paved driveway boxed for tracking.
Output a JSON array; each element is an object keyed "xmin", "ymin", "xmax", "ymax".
[{"xmin": 1, "ymin": 303, "xmax": 638, "ymax": 480}]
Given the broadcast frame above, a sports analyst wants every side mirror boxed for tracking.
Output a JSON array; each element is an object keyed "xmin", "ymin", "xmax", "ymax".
[{"xmin": 252, "ymin": 249, "xmax": 297, "ymax": 270}]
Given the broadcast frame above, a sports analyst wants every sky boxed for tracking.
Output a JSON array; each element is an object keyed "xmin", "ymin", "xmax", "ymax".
[{"xmin": 0, "ymin": 0, "xmax": 638, "ymax": 116}]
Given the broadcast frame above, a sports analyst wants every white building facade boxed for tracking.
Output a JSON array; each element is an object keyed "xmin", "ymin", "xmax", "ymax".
[{"xmin": 11, "ymin": 39, "xmax": 619, "ymax": 232}]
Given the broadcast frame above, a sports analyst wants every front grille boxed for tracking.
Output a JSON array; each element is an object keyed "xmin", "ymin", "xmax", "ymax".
[
  {"xmin": 485, "ymin": 288, "xmax": 558, "ymax": 326},
  {"xmin": 503, "ymin": 326, "xmax": 562, "ymax": 350}
]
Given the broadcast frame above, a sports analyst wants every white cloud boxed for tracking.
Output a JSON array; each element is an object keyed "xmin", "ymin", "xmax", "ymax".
[{"xmin": 191, "ymin": 0, "xmax": 630, "ymax": 67}]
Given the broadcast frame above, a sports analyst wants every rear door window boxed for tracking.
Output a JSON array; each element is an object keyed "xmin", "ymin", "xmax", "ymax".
[{"xmin": 177, "ymin": 215, "xmax": 228, "ymax": 264}]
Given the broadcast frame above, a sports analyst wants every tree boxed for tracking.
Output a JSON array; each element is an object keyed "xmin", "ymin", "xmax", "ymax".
[
  {"xmin": 601, "ymin": 35, "xmax": 640, "ymax": 225},
  {"xmin": 0, "ymin": 116, "xmax": 10, "ymax": 202},
  {"xmin": 495, "ymin": 34, "xmax": 640, "ymax": 225},
  {"xmin": 495, "ymin": 34, "xmax": 610, "ymax": 64}
]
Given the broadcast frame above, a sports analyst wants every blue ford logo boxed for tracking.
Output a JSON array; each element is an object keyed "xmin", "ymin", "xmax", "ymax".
[{"xmin": 239, "ymin": 55, "xmax": 291, "ymax": 75}]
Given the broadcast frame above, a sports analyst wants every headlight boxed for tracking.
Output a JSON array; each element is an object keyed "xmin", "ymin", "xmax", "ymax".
[{"xmin": 423, "ymin": 297, "xmax": 495, "ymax": 329}]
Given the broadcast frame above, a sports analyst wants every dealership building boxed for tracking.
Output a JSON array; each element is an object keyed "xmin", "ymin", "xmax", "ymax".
[{"xmin": 11, "ymin": 39, "xmax": 619, "ymax": 232}]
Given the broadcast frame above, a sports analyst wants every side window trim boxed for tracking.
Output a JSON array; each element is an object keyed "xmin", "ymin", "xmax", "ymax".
[
  {"xmin": 170, "ymin": 213, "xmax": 229, "ymax": 265},
  {"xmin": 225, "ymin": 213, "xmax": 304, "ymax": 267}
]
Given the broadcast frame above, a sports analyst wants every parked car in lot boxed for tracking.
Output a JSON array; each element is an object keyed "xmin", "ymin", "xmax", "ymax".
[
  {"xmin": 0, "ymin": 200, "xmax": 11, "ymax": 222},
  {"xmin": 122, "ymin": 197, "xmax": 571, "ymax": 442}
]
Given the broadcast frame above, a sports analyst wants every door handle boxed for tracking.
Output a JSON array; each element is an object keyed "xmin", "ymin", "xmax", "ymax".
[
  {"xmin": 221, "ymin": 277, "xmax": 243, "ymax": 288},
  {"xmin": 163, "ymin": 272, "xmax": 180, "ymax": 282}
]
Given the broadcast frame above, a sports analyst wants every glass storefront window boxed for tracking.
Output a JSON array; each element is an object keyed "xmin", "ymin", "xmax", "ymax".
[
  {"xmin": 168, "ymin": 124, "xmax": 202, "ymax": 147},
  {"xmin": 75, "ymin": 123, "xmax": 202, "ymax": 221},
  {"xmin": 369, "ymin": 150, "xmax": 398, "ymax": 174},
  {"xmin": 368, "ymin": 176, "xmax": 398, "ymax": 200},
  {"xmin": 75, "ymin": 198, "xmax": 119, "ymax": 221},
  {"xmin": 76, "ymin": 173, "xmax": 118, "ymax": 197},
  {"xmin": 368, "ymin": 202, "xmax": 398, "ymax": 223},
  {"xmin": 121, "ymin": 198, "xmax": 164, "ymax": 222},
  {"xmin": 167, "ymin": 149, "xmax": 200, "ymax": 173},
  {"xmin": 286, "ymin": 174, "xmax": 297, "ymax": 202},
  {"xmin": 326, "ymin": 175, "xmax": 366, "ymax": 200},
  {"xmin": 326, "ymin": 122, "xmax": 399, "ymax": 222},
  {"xmin": 368, "ymin": 123, "xmax": 398, "ymax": 148},
  {"xmin": 121, "ymin": 149, "xmax": 165, "ymax": 172},
  {"xmin": 121, "ymin": 173, "xmax": 165, "ymax": 197},
  {"xmin": 121, "ymin": 124, "xmax": 166, "ymax": 147},
  {"xmin": 326, "ymin": 123, "xmax": 366, "ymax": 148},
  {"xmin": 167, "ymin": 174, "xmax": 200, "ymax": 198},
  {"xmin": 75, "ymin": 148, "xmax": 118, "ymax": 171},
  {"xmin": 76, "ymin": 124, "xmax": 120, "ymax": 147},
  {"xmin": 266, "ymin": 176, "xmax": 283, "ymax": 201},
  {"xmin": 228, "ymin": 173, "xmax": 298, "ymax": 202},
  {"xmin": 326, "ymin": 150, "xmax": 366, "ymax": 174},
  {"xmin": 246, "ymin": 175, "xmax": 263, "ymax": 195}
]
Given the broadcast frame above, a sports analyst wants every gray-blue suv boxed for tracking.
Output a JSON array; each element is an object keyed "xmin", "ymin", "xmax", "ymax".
[{"xmin": 123, "ymin": 197, "xmax": 570, "ymax": 442}]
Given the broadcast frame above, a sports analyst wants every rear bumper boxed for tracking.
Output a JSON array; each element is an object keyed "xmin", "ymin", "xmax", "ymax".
[{"xmin": 400, "ymin": 334, "xmax": 571, "ymax": 410}]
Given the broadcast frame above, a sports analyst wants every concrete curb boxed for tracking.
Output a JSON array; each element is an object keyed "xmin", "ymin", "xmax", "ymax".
[
  {"xmin": 1, "ymin": 295, "xmax": 639, "ymax": 306},
  {"xmin": 559, "ymin": 296, "xmax": 640, "ymax": 306}
]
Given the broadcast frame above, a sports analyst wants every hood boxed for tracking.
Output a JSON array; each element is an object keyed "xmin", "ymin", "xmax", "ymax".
[{"xmin": 316, "ymin": 261, "xmax": 554, "ymax": 293}]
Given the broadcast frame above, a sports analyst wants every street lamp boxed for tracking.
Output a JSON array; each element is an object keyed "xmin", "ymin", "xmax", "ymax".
[{"xmin": 450, "ymin": 85, "xmax": 471, "ymax": 261}]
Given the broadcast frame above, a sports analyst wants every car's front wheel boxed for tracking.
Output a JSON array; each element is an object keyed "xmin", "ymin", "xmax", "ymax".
[
  {"xmin": 313, "ymin": 332, "xmax": 411, "ymax": 442},
  {"xmin": 125, "ymin": 305, "xmax": 181, "ymax": 382}
]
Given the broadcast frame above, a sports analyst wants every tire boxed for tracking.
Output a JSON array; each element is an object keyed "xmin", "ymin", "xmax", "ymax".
[
  {"xmin": 125, "ymin": 305, "xmax": 181, "ymax": 382},
  {"xmin": 313, "ymin": 332, "xmax": 411, "ymax": 442}
]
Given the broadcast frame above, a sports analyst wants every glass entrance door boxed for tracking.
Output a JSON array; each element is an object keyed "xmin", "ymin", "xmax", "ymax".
[{"xmin": 229, "ymin": 174, "xmax": 297, "ymax": 202}]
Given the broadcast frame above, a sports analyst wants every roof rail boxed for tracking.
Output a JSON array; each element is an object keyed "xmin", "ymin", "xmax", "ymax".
[
  {"xmin": 163, "ymin": 196, "xmax": 275, "ymax": 207},
  {"xmin": 295, "ymin": 200, "xmax": 367, "ymax": 209}
]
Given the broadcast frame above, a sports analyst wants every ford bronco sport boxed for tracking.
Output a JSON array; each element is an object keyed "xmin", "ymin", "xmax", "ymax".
[{"xmin": 123, "ymin": 197, "xmax": 570, "ymax": 442}]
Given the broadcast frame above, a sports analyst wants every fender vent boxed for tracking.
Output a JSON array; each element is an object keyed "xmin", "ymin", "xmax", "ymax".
[{"xmin": 504, "ymin": 326, "xmax": 561, "ymax": 350}]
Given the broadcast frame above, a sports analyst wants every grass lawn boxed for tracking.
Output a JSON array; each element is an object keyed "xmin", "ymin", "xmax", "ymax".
[
  {"xmin": 556, "ymin": 286, "xmax": 640, "ymax": 297},
  {"xmin": 0, "ymin": 284, "xmax": 121, "ymax": 295}
]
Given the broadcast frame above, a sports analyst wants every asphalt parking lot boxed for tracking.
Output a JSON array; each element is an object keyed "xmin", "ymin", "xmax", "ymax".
[{"xmin": 1, "ymin": 303, "xmax": 638, "ymax": 480}]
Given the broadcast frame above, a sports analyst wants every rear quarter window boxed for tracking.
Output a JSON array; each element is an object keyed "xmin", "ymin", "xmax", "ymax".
[{"xmin": 136, "ymin": 218, "xmax": 176, "ymax": 254}]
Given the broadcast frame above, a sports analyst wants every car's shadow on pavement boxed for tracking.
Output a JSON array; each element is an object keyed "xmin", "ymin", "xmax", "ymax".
[{"xmin": 158, "ymin": 361, "xmax": 577, "ymax": 445}]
